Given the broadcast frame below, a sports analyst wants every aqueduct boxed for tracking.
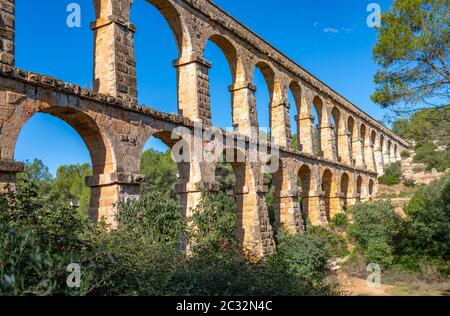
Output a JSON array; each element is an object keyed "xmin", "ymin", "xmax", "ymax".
[{"xmin": 0, "ymin": 0, "xmax": 409, "ymax": 257}]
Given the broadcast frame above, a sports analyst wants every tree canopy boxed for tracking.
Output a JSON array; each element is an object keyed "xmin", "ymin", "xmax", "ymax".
[{"xmin": 372, "ymin": 0, "xmax": 449, "ymax": 117}]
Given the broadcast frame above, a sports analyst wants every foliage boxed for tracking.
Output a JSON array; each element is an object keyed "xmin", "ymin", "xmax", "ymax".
[
  {"xmin": 275, "ymin": 229, "xmax": 330, "ymax": 284},
  {"xmin": 397, "ymin": 173, "xmax": 450, "ymax": 272},
  {"xmin": 187, "ymin": 189, "xmax": 238, "ymax": 257},
  {"xmin": 371, "ymin": 0, "xmax": 449, "ymax": 115},
  {"xmin": 140, "ymin": 149, "xmax": 178, "ymax": 194},
  {"xmin": 307, "ymin": 226, "xmax": 349, "ymax": 259},
  {"xmin": 0, "ymin": 177, "xmax": 334, "ymax": 296},
  {"xmin": 378, "ymin": 162, "xmax": 402, "ymax": 185},
  {"xmin": 330, "ymin": 212, "xmax": 349, "ymax": 231},
  {"xmin": 348, "ymin": 201, "xmax": 402, "ymax": 268},
  {"xmin": 392, "ymin": 107, "xmax": 450, "ymax": 171}
]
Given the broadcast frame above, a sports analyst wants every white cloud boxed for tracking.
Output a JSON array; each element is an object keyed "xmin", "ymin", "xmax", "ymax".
[
  {"xmin": 323, "ymin": 27, "xmax": 339, "ymax": 33},
  {"xmin": 313, "ymin": 22, "xmax": 319, "ymax": 27}
]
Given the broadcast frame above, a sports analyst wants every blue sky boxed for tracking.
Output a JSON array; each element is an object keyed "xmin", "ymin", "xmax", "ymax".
[{"xmin": 14, "ymin": 0, "xmax": 392, "ymax": 175}]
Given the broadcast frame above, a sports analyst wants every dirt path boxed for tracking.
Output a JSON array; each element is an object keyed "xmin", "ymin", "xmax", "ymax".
[{"xmin": 336, "ymin": 270, "xmax": 394, "ymax": 296}]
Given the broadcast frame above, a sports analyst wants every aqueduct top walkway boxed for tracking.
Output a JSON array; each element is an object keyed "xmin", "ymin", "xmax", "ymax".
[{"xmin": 0, "ymin": 0, "xmax": 409, "ymax": 257}]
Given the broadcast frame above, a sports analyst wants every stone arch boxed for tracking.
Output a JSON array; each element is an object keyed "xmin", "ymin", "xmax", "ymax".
[
  {"xmin": 203, "ymin": 34, "xmax": 240, "ymax": 83},
  {"xmin": 360, "ymin": 123, "xmax": 367, "ymax": 144},
  {"xmin": 289, "ymin": 81, "xmax": 302, "ymax": 150},
  {"xmin": 312, "ymin": 96, "xmax": 324, "ymax": 156},
  {"xmin": 252, "ymin": 61, "xmax": 276, "ymax": 132},
  {"xmin": 11, "ymin": 107, "xmax": 115, "ymax": 175},
  {"xmin": 297, "ymin": 164, "xmax": 314, "ymax": 224},
  {"xmin": 7, "ymin": 104, "xmax": 121, "ymax": 225},
  {"xmin": 140, "ymin": 0, "xmax": 189, "ymax": 57},
  {"xmin": 340, "ymin": 172, "xmax": 351, "ymax": 209},
  {"xmin": 370, "ymin": 130, "xmax": 377, "ymax": 147},
  {"xmin": 356, "ymin": 175, "xmax": 363, "ymax": 202},
  {"xmin": 368, "ymin": 178, "xmax": 375, "ymax": 197},
  {"xmin": 202, "ymin": 34, "xmax": 240, "ymax": 128},
  {"xmin": 348, "ymin": 116, "xmax": 356, "ymax": 163},
  {"xmin": 321, "ymin": 168, "xmax": 334, "ymax": 222},
  {"xmin": 331, "ymin": 106, "xmax": 341, "ymax": 160}
]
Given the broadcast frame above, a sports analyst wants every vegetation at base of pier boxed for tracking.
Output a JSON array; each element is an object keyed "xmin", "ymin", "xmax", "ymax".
[{"xmin": 0, "ymin": 172, "xmax": 336, "ymax": 296}]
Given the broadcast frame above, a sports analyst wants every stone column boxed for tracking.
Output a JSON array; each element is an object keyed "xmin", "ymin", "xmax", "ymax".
[
  {"xmin": 305, "ymin": 190, "xmax": 326, "ymax": 226},
  {"xmin": 364, "ymin": 143, "xmax": 376, "ymax": 172},
  {"xmin": 275, "ymin": 191, "xmax": 304, "ymax": 234},
  {"xmin": 298, "ymin": 93, "xmax": 315, "ymax": 154},
  {"xmin": 329, "ymin": 192, "xmax": 344, "ymax": 219},
  {"xmin": 353, "ymin": 137, "xmax": 366, "ymax": 169},
  {"xmin": 173, "ymin": 57, "xmax": 212, "ymax": 125},
  {"xmin": 0, "ymin": 159, "xmax": 23, "ymax": 192},
  {"xmin": 86, "ymin": 172, "xmax": 144, "ymax": 228},
  {"xmin": 273, "ymin": 165, "xmax": 305, "ymax": 234},
  {"xmin": 320, "ymin": 106, "xmax": 337, "ymax": 161},
  {"xmin": 337, "ymin": 131, "xmax": 352, "ymax": 165},
  {"xmin": 270, "ymin": 97, "xmax": 292, "ymax": 148},
  {"xmin": 233, "ymin": 162, "xmax": 275, "ymax": 259},
  {"xmin": 389, "ymin": 144, "xmax": 396, "ymax": 164},
  {"xmin": 382, "ymin": 140, "xmax": 390, "ymax": 167},
  {"xmin": 92, "ymin": 16, "xmax": 137, "ymax": 102},
  {"xmin": 0, "ymin": 0, "xmax": 14, "ymax": 66},
  {"xmin": 229, "ymin": 81, "xmax": 258, "ymax": 137},
  {"xmin": 374, "ymin": 141, "xmax": 384, "ymax": 175}
]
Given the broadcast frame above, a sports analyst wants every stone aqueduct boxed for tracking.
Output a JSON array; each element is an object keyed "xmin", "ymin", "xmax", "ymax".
[{"xmin": 0, "ymin": 0, "xmax": 409, "ymax": 256}]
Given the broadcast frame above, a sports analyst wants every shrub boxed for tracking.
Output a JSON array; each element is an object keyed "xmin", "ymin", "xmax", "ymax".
[
  {"xmin": 0, "ymin": 185, "xmax": 335, "ymax": 296},
  {"xmin": 330, "ymin": 212, "xmax": 348, "ymax": 231},
  {"xmin": 364, "ymin": 237, "xmax": 394, "ymax": 268},
  {"xmin": 401, "ymin": 150, "xmax": 410, "ymax": 159},
  {"xmin": 307, "ymin": 226, "xmax": 349, "ymax": 259},
  {"xmin": 348, "ymin": 200, "xmax": 401, "ymax": 268},
  {"xmin": 276, "ymin": 229, "xmax": 330, "ymax": 283},
  {"xmin": 378, "ymin": 162, "xmax": 402, "ymax": 186},
  {"xmin": 403, "ymin": 178, "xmax": 416, "ymax": 187},
  {"xmin": 397, "ymin": 173, "xmax": 450, "ymax": 272}
]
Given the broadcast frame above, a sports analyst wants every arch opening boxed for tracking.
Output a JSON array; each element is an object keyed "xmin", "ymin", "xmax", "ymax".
[
  {"xmin": 340, "ymin": 172, "xmax": 350, "ymax": 210},
  {"xmin": 356, "ymin": 175, "xmax": 363, "ymax": 202},
  {"xmin": 321, "ymin": 169, "xmax": 333, "ymax": 222},
  {"xmin": 132, "ymin": 0, "xmax": 183, "ymax": 112},
  {"xmin": 288, "ymin": 82, "xmax": 302, "ymax": 151},
  {"xmin": 14, "ymin": 108, "xmax": 115, "ymax": 217},
  {"xmin": 312, "ymin": 96, "xmax": 323, "ymax": 157},
  {"xmin": 204, "ymin": 35, "xmax": 237, "ymax": 129},
  {"xmin": 297, "ymin": 164, "xmax": 313, "ymax": 225},
  {"xmin": 253, "ymin": 62, "xmax": 275, "ymax": 137},
  {"xmin": 331, "ymin": 107, "xmax": 341, "ymax": 161}
]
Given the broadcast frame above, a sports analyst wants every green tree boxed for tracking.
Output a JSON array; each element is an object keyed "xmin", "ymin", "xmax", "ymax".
[
  {"xmin": 140, "ymin": 149, "xmax": 178, "ymax": 194},
  {"xmin": 371, "ymin": 0, "xmax": 450, "ymax": 116},
  {"xmin": 50, "ymin": 164, "xmax": 92, "ymax": 215},
  {"xmin": 17, "ymin": 159, "xmax": 53, "ymax": 200}
]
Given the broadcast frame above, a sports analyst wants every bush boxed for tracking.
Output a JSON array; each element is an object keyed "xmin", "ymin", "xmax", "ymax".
[
  {"xmin": 348, "ymin": 200, "xmax": 401, "ymax": 268},
  {"xmin": 330, "ymin": 212, "xmax": 348, "ymax": 231},
  {"xmin": 403, "ymin": 179, "xmax": 416, "ymax": 187},
  {"xmin": 0, "ymin": 182, "xmax": 335, "ymax": 296},
  {"xmin": 378, "ymin": 162, "xmax": 402, "ymax": 186},
  {"xmin": 307, "ymin": 226, "xmax": 349, "ymax": 259},
  {"xmin": 397, "ymin": 173, "xmax": 450, "ymax": 272},
  {"xmin": 276, "ymin": 229, "xmax": 330, "ymax": 284},
  {"xmin": 401, "ymin": 150, "xmax": 410, "ymax": 159}
]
